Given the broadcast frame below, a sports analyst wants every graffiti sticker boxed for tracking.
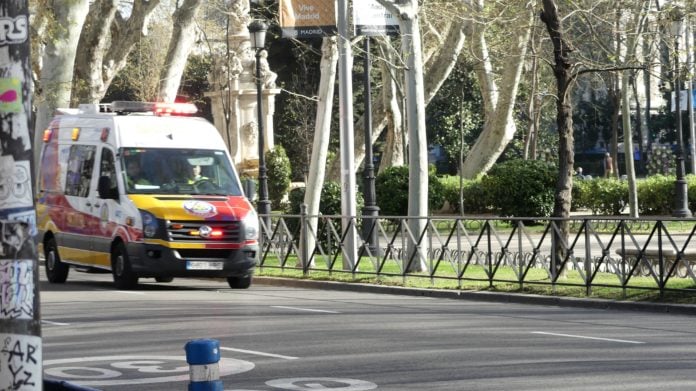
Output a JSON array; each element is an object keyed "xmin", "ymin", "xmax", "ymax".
[
  {"xmin": 0, "ymin": 333, "xmax": 41, "ymax": 390},
  {"xmin": 0, "ymin": 259, "xmax": 34, "ymax": 320},
  {"xmin": 0, "ymin": 78, "xmax": 22, "ymax": 113}
]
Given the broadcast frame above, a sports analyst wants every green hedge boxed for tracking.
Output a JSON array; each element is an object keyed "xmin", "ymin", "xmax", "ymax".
[
  {"xmin": 288, "ymin": 180, "xmax": 364, "ymax": 216},
  {"xmin": 440, "ymin": 175, "xmax": 490, "ymax": 214},
  {"xmin": 266, "ymin": 146, "xmax": 292, "ymax": 209},
  {"xmin": 481, "ymin": 159, "xmax": 557, "ymax": 218},
  {"xmin": 375, "ymin": 165, "xmax": 445, "ymax": 216},
  {"xmin": 575, "ymin": 178, "xmax": 628, "ymax": 215}
]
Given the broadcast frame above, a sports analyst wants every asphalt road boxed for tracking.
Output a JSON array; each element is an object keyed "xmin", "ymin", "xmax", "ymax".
[{"xmin": 39, "ymin": 269, "xmax": 696, "ymax": 390}]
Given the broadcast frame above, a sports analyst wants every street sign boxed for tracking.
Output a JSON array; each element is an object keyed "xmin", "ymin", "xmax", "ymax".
[
  {"xmin": 279, "ymin": 0, "xmax": 337, "ymax": 38},
  {"xmin": 352, "ymin": 0, "xmax": 399, "ymax": 36}
]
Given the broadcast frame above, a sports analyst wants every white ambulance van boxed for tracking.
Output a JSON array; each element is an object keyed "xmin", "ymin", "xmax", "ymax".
[{"xmin": 36, "ymin": 101, "xmax": 259, "ymax": 289}]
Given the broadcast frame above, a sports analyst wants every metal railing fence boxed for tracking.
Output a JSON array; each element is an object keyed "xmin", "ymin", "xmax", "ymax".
[{"xmin": 257, "ymin": 211, "xmax": 696, "ymax": 297}]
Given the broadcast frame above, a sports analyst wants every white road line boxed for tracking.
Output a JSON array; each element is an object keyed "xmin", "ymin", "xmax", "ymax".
[
  {"xmin": 271, "ymin": 305, "xmax": 340, "ymax": 314},
  {"xmin": 531, "ymin": 331, "xmax": 645, "ymax": 344},
  {"xmin": 114, "ymin": 290, "xmax": 146, "ymax": 295},
  {"xmin": 220, "ymin": 347, "xmax": 298, "ymax": 360},
  {"xmin": 42, "ymin": 320, "xmax": 70, "ymax": 326}
]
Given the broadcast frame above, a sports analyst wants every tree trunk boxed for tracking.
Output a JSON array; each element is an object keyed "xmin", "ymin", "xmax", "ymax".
[
  {"xmin": 158, "ymin": 0, "xmax": 204, "ymax": 102},
  {"xmin": 303, "ymin": 37, "xmax": 338, "ymax": 268},
  {"xmin": 524, "ymin": 29, "xmax": 540, "ymax": 160},
  {"xmin": 399, "ymin": 6, "xmax": 428, "ymax": 272},
  {"xmin": 376, "ymin": 38, "xmax": 404, "ymax": 171},
  {"xmin": 609, "ymin": 81, "xmax": 620, "ymax": 176},
  {"xmin": 619, "ymin": 1, "xmax": 650, "ymax": 218},
  {"xmin": 33, "ymin": 0, "xmax": 90, "ymax": 165},
  {"xmin": 72, "ymin": 0, "xmax": 161, "ymax": 104},
  {"xmin": 326, "ymin": 19, "xmax": 465, "ymax": 179},
  {"xmin": 621, "ymin": 71, "xmax": 639, "ymax": 217},
  {"xmin": 541, "ymin": 0, "xmax": 573, "ymax": 276},
  {"xmin": 460, "ymin": 3, "xmax": 533, "ymax": 178}
]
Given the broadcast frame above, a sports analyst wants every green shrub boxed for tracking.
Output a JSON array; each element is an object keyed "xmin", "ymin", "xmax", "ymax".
[
  {"xmin": 375, "ymin": 166, "xmax": 445, "ymax": 216},
  {"xmin": 581, "ymin": 178, "xmax": 628, "ymax": 215},
  {"xmin": 688, "ymin": 175, "xmax": 696, "ymax": 213},
  {"xmin": 287, "ymin": 181, "xmax": 364, "ymax": 252},
  {"xmin": 288, "ymin": 181, "xmax": 363, "ymax": 216},
  {"xmin": 266, "ymin": 146, "xmax": 292, "ymax": 209},
  {"xmin": 441, "ymin": 175, "xmax": 490, "ymax": 214},
  {"xmin": 481, "ymin": 159, "xmax": 556, "ymax": 218},
  {"xmin": 571, "ymin": 179, "xmax": 590, "ymax": 212},
  {"xmin": 637, "ymin": 175, "xmax": 674, "ymax": 215}
]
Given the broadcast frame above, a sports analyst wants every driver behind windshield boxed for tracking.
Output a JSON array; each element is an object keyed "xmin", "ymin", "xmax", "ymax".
[{"xmin": 189, "ymin": 165, "xmax": 208, "ymax": 183}]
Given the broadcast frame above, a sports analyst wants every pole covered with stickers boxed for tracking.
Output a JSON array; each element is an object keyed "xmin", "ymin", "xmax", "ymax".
[{"xmin": 0, "ymin": 1, "xmax": 42, "ymax": 390}]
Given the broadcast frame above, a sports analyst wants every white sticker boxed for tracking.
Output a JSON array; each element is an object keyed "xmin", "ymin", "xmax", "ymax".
[
  {"xmin": 183, "ymin": 200, "xmax": 218, "ymax": 218},
  {"xmin": 0, "ymin": 333, "xmax": 41, "ymax": 390},
  {"xmin": 0, "ymin": 259, "xmax": 34, "ymax": 319},
  {"xmin": 0, "ymin": 159, "xmax": 32, "ymax": 209},
  {"xmin": 0, "ymin": 16, "xmax": 28, "ymax": 45}
]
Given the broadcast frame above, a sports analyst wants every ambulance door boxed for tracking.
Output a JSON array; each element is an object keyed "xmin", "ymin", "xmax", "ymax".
[
  {"xmin": 62, "ymin": 144, "xmax": 97, "ymax": 265},
  {"xmin": 90, "ymin": 146, "xmax": 120, "ymax": 268}
]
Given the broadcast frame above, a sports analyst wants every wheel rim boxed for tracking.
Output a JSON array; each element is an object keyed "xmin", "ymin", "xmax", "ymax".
[
  {"xmin": 115, "ymin": 254, "xmax": 125, "ymax": 277},
  {"xmin": 46, "ymin": 251, "xmax": 55, "ymax": 271}
]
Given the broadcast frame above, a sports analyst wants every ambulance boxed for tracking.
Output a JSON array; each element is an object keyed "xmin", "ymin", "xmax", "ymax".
[{"xmin": 36, "ymin": 101, "xmax": 259, "ymax": 289}]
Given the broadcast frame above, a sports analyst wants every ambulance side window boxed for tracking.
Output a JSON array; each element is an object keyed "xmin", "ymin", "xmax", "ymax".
[
  {"xmin": 65, "ymin": 145, "xmax": 96, "ymax": 198},
  {"xmin": 98, "ymin": 148, "xmax": 118, "ymax": 199}
]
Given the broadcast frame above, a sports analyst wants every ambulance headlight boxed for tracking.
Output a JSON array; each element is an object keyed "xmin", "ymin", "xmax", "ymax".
[
  {"xmin": 140, "ymin": 210, "xmax": 159, "ymax": 238},
  {"xmin": 242, "ymin": 211, "xmax": 259, "ymax": 240}
]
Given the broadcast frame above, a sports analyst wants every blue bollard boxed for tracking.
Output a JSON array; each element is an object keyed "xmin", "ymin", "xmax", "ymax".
[{"xmin": 185, "ymin": 339, "xmax": 223, "ymax": 391}]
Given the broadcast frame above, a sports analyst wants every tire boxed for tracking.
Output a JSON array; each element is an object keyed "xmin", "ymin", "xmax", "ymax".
[
  {"xmin": 112, "ymin": 242, "xmax": 138, "ymax": 289},
  {"xmin": 155, "ymin": 277, "xmax": 174, "ymax": 283},
  {"xmin": 227, "ymin": 275, "xmax": 252, "ymax": 289},
  {"xmin": 44, "ymin": 238, "xmax": 69, "ymax": 283}
]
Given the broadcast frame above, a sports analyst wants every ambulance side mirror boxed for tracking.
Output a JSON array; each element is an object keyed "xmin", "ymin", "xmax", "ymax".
[{"xmin": 98, "ymin": 176, "xmax": 118, "ymax": 200}]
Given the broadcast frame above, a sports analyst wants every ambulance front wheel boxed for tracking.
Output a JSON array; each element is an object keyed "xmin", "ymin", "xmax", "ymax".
[
  {"xmin": 112, "ymin": 242, "xmax": 139, "ymax": 289},
  {"xmin": 227, "ymin": 275, "xmax": 252, "ymax": 289},
  {"xmin": 45, "ymin": 237, "xmax": 69, "ymax": 283}
]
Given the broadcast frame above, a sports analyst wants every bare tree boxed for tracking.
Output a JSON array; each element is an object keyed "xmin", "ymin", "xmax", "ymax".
[
  {"xmin": 72, "ymin": 0, "xmax": 162, "ymax": 104},
  {"xmin": 33, "ymin": 1, "xmax": 90, "ymax": 164},
  {"xmin": 158, "ymin": 0, "xmax": 204, "ymax": 102}
]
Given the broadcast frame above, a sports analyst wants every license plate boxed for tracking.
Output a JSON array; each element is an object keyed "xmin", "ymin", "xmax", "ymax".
[{"xmin": 186, "ymin": 261, "xmax": 223, "ymax": 270}]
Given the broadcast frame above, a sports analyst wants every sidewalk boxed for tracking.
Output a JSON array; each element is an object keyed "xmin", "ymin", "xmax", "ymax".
[{"xmin": 253, "ymin": 276, "xmax": 696, "ymax": 316}]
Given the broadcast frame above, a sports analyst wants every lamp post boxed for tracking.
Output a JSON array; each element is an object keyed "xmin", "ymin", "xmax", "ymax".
[
  {"xmin": 361, "ymin": 37, "xmax": 380, "ymax": 255},
  {"xmin": 249, "ymin": 20, "xmax": 272, "ymax": 225},
  {"xmin": 670, "ymin": 5, "xmax": 692, "ymax": 217}
]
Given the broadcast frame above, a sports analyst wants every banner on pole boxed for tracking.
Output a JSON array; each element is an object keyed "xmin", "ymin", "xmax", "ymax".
[
  {"xmin": 671, "ymin": 89, "xmax": 696, "ymax": 111},
  {"xmin": 279, "ymin": 0, "xmax": 336, "ymax": 38},
  {"xmin": 353, "ymin": 0, "xmax": 399, "ymax": 36}
]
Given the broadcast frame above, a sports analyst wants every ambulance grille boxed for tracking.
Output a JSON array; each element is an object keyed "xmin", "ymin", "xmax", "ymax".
[{"xmin": 167, "ymin": 221, "xmax": 242, "ymax": 242}]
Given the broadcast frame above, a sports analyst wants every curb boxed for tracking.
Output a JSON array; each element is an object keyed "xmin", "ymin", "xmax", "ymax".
[{"xmin": 252, "ymin": 276, "xmax": 696, "ymax": 316}]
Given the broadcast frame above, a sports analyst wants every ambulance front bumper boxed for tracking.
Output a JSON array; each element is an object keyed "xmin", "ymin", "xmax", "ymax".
[{"xmin": 126, "ymin": 242, "xmax": 257, "ymax": 278}]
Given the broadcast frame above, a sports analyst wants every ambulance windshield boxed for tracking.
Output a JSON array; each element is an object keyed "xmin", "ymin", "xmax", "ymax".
[{"xmin": 120, "ymin": 148, "xmax": 243, "ymax": 196}]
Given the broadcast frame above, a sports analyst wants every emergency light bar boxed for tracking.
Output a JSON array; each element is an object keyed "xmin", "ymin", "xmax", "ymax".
[{"xmin": 110, "ymin": 101, "xmax": 198, "ymax": 116}]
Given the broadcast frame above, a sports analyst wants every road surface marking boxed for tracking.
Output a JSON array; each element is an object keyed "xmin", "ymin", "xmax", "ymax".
[
  {"xmin": 220, "ymin": 347, "xmax": 298, "ymax": 360},
  {"xmin": 532, "ymin": 331, "xmax": 644, "ymax": 344},
  {"xmin": 271, "ymin": 305, "xmax": 340, "ymax": 314},
  {"xmin": 266, "ymin": 377, "xmax": 377, "ymax": 390},
  {"xmin": 115, "ymin": 290, "xmax": 145, "ymax": 295},
  {"xmin": 43, "ymin": 355, "xmax": 253, "ymax": 386},
  {"xmin": 42, "ymin": 320, "xmax": 70, "ymax": 326}
]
